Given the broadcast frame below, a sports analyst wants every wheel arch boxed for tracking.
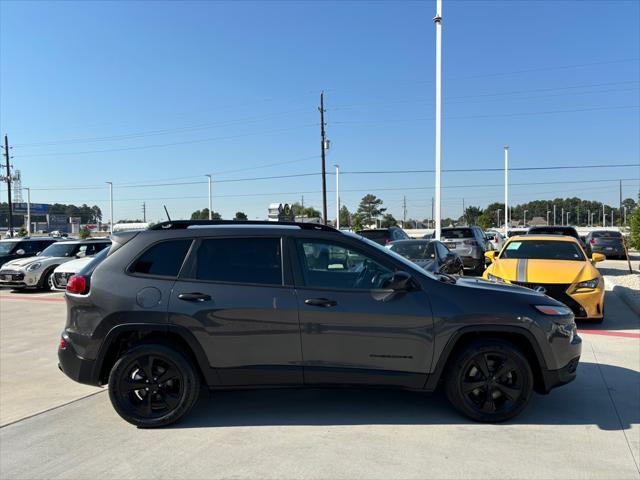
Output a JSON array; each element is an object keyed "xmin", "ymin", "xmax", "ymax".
[
  {"xmin": 425, "ymin": 326, "xmax": 548, "ymax": 394},
  {"xmin": 93, "ymin": 324, "xmax": 219, "ymax": 387}
]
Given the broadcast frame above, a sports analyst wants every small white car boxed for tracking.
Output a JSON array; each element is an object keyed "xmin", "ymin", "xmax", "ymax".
[
  {"xmin": 0, "ymin": 239, "xmax": 110, "ymax": 290},
  {"xmin": 484, "ymin": 230, "xmax": 505, "ymax": 251},
  {"xmin": 51, "ymin": 256, "xmax": 95, "ymax": 291}
]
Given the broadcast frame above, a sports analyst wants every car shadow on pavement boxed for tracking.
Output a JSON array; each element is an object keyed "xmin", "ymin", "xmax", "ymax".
[{"xmin": 174, "ymin": 362, "xmax": 638, "ymax": 431}]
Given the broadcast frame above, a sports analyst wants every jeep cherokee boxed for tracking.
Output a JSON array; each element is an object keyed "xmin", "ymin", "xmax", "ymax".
[{"xmin": 58, "ymin": 220, "xmax": 581, "ymax": 427}]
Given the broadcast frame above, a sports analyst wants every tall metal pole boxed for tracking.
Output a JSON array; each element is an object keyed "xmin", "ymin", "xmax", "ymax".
[
  {"xmin": 561, "ymin": 207, "xmax": 564, "ymax": 226},
  {"xmin": 496, "ymin": 209, "xmax": 501, "ymax": 228},
  {"xmin": 602, "ymin": 203, "xmax": 605, "ymax": 227},
  {"xmin": 3, "ymin": 135, "xmax": 13, "ymax": 236},
  {"xmin": 546, "ymin": 210, "xmax": 550, "ymax": 226},
  {"xmin": 433, "ymin": 0, "xmax": 443, "ymax": 240},
  {"xmin": 553, "ymin": 204, "xmax": 556, "ymax": 225},
  {"xmin": 319, "ymin": 92, "xmax": 328, "ymax": 225},
  {"xmin": 334, "ymin": 164, "xmax": 340, "ymax": 229},
  {"xmin": 588, "ymin": 210, "xmax": 591, "ymax": 227},
  {"xmin": 624, "ymin": 206, "xmax": 627, "ymax": 226},
  {"xmin": 25, "ymin": 187, "xmax": 31, "ymax": 236},
  {"xmin": 504, "ymin": 145, "xmax": 509, "ymax": 236},
  {"xmin": 523, "ymin": 210, "xmax": 528, "ymax": 226},
  {"xmin": 205, "ymin": 174, "xmax": 212, "ymax": 220},
  {"xmin": 106, "ymin": 182, "xmax": 113, "ymax": 235}
]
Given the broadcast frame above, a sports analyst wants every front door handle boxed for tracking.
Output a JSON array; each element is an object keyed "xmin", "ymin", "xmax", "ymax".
[
  {"xmin": 304, "ymin": 298, "xmax": 337, "ymax": 307},
  {"xmin": 178, "ymin": 292, "xmax": 212, "ymax": 302}
]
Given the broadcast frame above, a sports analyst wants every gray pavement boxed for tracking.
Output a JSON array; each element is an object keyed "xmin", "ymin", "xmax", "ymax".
[{"xmin": 0, "ymin": 262, "xmax": 638, "ymax": 479}]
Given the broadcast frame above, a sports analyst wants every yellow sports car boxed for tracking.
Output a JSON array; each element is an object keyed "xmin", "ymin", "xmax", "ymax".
[{"xmin": 483, "ymin": 235, "xmax": 606, "ymax": 322}]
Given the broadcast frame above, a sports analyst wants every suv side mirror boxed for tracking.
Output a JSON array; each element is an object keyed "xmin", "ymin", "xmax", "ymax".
[
  {"xmin": 15, "ymin": 249, "xmax": 25, "ymax": 256},
  {"xmin": 485, "ymin": 251, "xmax": 497, "ymax": 262},
  {"xmin": 591, "ymin": 253, "xmax": 606, "ymax": 263},
  {"xmin": 385, "ymin": 271, "xmax": 413, "ymax": 291}
]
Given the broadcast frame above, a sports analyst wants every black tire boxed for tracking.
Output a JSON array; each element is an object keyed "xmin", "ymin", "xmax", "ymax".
[
  {"xmin": 445, "ymin": 339, "xmax": 533, "ymax": 422},
  {"xmin": 108, "ymin": 343, "xmax": 200, "ymax": 428},
  {"xmin": 39, "ymin": 269, "xmax": 55, "ymax": 291}
]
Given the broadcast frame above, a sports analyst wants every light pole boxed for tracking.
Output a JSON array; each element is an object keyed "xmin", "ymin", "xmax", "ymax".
[
  {"xmin": 602, "ymin": 204, "xmax": 606, "ymax": 227},
  {"xmin": 591, "ymin": 211, "xmax": 596, "ymax": 227},
  {"xmin": 504, "ymin": 145, "xmax": 509, "ymax": 236},
  {"xmin": 496, "ymin": 209, "xmax": 501, "ymax": 229},
  {"xmin": 553, "ymin": 204, "xmax": 556, "ymax": 225},
  {"xmin": 25, "ymin": 187, "xmax": 31, "ymax": 236},
  {"xmin": 433, "ymin": 0, "xmax": 443, "ymax": 240},
  {"xmin": 611, "ymin": 209, "xmax": 614, "ymax": 226},
  {"xmin": 205, "ymin": 174, "xmax": 212, "ymax": 220},
  {"xmin": 561, "ymin": 207, "xmax": 564, "ymax": 226},
  {"xmin": 523, "ymin": 210, "xmax": 528, "ymax": 226},
  {"xmin": 106, "ymin": 182, "xmax": 113, "ymax": 235},
  {"xmin": 334, "ymin": 164, "xmax": 340, "ymax": 229},
  {"xmin": 566, "ymin": 211, "xmax": 570, "ymax": 226},
  {"xmin": 624, "ymin": 206, "xmax": 628, "ymax": 226},
  {"xmin": 546, "ymin": 210, "xmax": 551, "ymax": 226},
  {"xmin": 588, "ymin": 210, "xmax": 591, "ymax": 227}
]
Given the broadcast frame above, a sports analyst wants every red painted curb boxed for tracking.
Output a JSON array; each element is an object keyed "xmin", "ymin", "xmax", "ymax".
[{"xmin": 578, "ymin": 329, "xmax": 640, "ymax": 339}]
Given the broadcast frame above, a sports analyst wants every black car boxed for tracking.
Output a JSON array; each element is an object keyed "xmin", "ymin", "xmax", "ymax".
[
  {"xmin": 585, "ymin": 230, "xmax": 626, "ymax": 259},
  {"xmin": 356, "ymin": 226, "xmax": 410, "ymax": 245},
  {"xmin": 526, "ymin": 226, "xmax": 591, "ymax": 255},
  {"xmin": 59, "ymin": 220, "xmax": 581, "ymax": 427},
  {"xmin": 0, "ymin": 237, "xmax": 58, "ymax": 268},
  {"xmin": 388, "ymin": 239, "xmax": 464, "ymax": 275}
]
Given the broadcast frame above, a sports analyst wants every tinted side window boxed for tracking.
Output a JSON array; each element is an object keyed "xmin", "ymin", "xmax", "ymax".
[
  {"xmin": 22, "ymin": 241, "xmax": 41, "ymax": 254},
  {"xmin": 296, "ymin": 239, "xmax": 393, "ymax": 290},
  {"xmin": 191, "ymin": 238, "xmax": 282, "ymax": 285},
  {"xmin": 132, "ymin": 240, "xmax": 192, "ymax": 277},
  {"xmin": 436, "ymin": 242, "xmax": 449, "ymax": 258}
]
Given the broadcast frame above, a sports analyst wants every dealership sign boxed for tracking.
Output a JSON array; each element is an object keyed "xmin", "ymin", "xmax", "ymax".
[{"xmin": 12, "ymin": 203, "xmax": 50, "ymax": 214}]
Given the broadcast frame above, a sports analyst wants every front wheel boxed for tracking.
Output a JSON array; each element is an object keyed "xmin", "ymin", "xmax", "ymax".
[
  {"xmin": 108, "ymin": 344, "xmax": 200, "ymax": 428},
  {"xmin": 445, "ymin": 339, "xmax": 533, "ymax": 422}
]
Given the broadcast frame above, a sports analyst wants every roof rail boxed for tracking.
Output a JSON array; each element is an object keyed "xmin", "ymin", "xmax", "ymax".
[{"xmin": 149, "ymin": 220, "xmax": 338, "ymax": 232}]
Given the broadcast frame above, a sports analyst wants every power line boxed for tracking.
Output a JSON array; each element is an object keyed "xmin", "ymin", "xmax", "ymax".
[{"xmin": 341, "ymin": 163, "xmax": 639, "ymax": 175}]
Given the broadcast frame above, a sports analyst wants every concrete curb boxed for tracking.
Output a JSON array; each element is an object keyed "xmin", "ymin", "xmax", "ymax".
[{"xmin": 612, "ymin": 284, "xmax": 640, "ymax": 317}]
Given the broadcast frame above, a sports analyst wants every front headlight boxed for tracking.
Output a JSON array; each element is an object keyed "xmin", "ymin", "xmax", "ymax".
[
  {"xmin": 534, "ymin": 305, "xmax": 573, "ymax": 316},
  {"xmin": 487, "ymin": 273, "xmax": 505, "ymax": 283},
  {"xmin": 26, "ymin": 262, "xmax": 42, "ymax": 272},
  {"xmin": 576, "ymin": 278, "xmax": 600, "ymax": 289}
]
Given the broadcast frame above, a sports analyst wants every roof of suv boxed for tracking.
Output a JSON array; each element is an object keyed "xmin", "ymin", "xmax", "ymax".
[
  {"xmin": 0, "ymin": 237, "xmax": 58, "ymax": 242},
  {"xmin": 52, "ymin": 238, "xmax": 112, "ymax": 244}
]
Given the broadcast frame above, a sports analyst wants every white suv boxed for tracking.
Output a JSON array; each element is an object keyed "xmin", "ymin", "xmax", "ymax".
[{"xmin": 0, "ymin": 239, "xmax": 110, "ymax": 290}]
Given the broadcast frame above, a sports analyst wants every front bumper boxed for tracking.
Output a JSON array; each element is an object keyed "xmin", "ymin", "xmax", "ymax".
[
  {"xmin": 540, "ymin": 354, "xmax": 581, "ymax": 393},
  {"xmin": 0, "ymin": 269, "xmax": 40, "ymax": 288},
  {"xmin": 58, "ymin": 331, "xmax": 100, "ymax": 386}
]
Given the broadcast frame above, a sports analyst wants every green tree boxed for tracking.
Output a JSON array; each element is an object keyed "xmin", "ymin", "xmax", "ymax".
[
  {"xmin": 339, "ymin": 205, "xmax": 351, "ymax": 227},
  {"xmin": 79, "ymin": 228, "xmax": 91, "ymax": 239},
  {"xmin": 462, "ymin": 206, "xmax": 483, "ymax": 225},
  {"xmin": 234, "ymin": 211, "xmax": 248, "ymax": 221},
  {"xmin": 629, "ymin": 194, "xmax": 640, "ymax": 250},
  {"xmin": 291, "ymin": 202, "xmax": 321, "ymax": 220},
  {"xmin": 190, "ymin": 208, "xmax": 221, "ymax": 220},
  {"xmin": 380, "ymin": 213, "xmax": 397, "ymax": 228},
  {"xmin": 17, "ymin": 227, "xmax": 27, "ymax": 237},
  {"xmin": 476, "ymin": 213, "xmax": 493, "ymax": 230},
  {"xmin": 355, "ymin": 194, "xmax": 386, "ymax": 226}
]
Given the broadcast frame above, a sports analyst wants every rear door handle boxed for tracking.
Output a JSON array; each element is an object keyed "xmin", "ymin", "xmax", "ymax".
[
  {"xmin": 304, "ymin": 298, "xmax": 337, "ymax": 307},
  {"xmin": 177, "ymin": 292, "xmax": 212, "ymax": 302}
]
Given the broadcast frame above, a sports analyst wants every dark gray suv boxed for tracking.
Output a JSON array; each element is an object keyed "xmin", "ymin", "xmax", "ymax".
[{"xmin": 59, "ymin": 221, "xmax": 581, "ymax": 427}]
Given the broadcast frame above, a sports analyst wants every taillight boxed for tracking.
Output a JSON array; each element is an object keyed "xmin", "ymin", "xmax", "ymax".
[
  {"xmin": 66, "ymin": 275, "xmax": 88, "ymax": 294},
  {"xmin": 59, "ymin": 337, "xmax": 67, "ymax": 350}
]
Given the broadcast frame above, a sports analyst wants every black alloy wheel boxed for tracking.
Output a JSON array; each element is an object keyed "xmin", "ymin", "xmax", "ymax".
[
  {"xmin": 445, "ymin": 339, "xmax": 533, "ymax": 422},
  {"xmin": 108, "ymin": 344, "xmax": 200, "ymax": 428}
]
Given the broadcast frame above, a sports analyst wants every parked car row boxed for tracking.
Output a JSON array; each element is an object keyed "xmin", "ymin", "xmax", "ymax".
[{"xmin": 0, "ymin": 238, "xmax": 111, "ymax": 290}]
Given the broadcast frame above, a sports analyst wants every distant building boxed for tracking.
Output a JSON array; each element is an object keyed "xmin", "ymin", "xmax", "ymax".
[{"xmin": 528, "ymin": 216, "xmax": 547, "ymax": 226}]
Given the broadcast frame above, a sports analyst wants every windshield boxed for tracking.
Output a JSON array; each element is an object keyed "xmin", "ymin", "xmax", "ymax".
[
  {"xmin": 441, "ymin": 228, "xmax": 473, "ymax": 239},
  {"xmin": 592, "ymin": 231, "xmax": 622, "ymax": 239},
  {"xmin": 528, "ymin": 227, "xmax": 578, "ymax": 239},
  {"xmin": 389, "ymin": 242, "xmax": 434, "ymax": 260},
  {"xmin": 39, "ymin": 243, "xmax": 79, "ymax": 258},
  {"xmin": 0, "ymin": 242, "xmax": 18, "ymax": 255},
  {"xmin": 500, "ymin": 240, "xmax": 585, "ymax": 261},
  {"xmin": 345, "ymin": 232, "xmax": 438, "ymax": 279}
]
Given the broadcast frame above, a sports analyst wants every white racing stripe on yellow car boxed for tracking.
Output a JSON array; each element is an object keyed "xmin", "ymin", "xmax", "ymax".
[{"xmin": 516, "ymin": 259, "xmax": 528, "ymax": 282}]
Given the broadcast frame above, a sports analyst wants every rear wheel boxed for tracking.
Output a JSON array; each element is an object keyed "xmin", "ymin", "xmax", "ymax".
[
  {"xmin": 108, "ymin": 344, "xmax": 200, "ymax": 428},
  {"xmin": 39, "ymin": 269, "xmax": 55, "ymax": 291},
  {"xmin": 445, "ymin": 339, "xmax": 533, "ymax": 422}
]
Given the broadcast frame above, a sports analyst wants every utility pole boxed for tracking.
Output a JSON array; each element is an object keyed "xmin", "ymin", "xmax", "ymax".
[
  {"xmin": 611, "ymin": 209, "xmax": 614, "ymax": 227},
  {"xmin": 546, "ymin": 210, "xmax": 550, "ymax": 226},
  {"xmin": 205, "ymin": 174, "xmax": 212, "ymax": 220},
  {"xmin": 1, "ymin": 135, "xmax": 14, "ymax": 236},
  {"xmin": 319, "ymin": 92, "xmax": 328, "ymax": 225},
  {"xmin": 553, "ymin": 204, "xmax": 556, "ymax": 225},
  {"xmin": 25, "ymin": 187, "xmax": 31, "ymax": 235},
  {"xmin": 433, "ymin": 0, "xmax": 443, "ymax": 240},
  {"xmin": 403, "ymin": 196, "xmax": 408, "ymax": 228},
  {"xmin": 602, "ymin": 203, "xmax": 606, "ymax": 227},
  {"xmin": 504, "ymin": 145, "xmax": 509, "ymax": 236},
  {"xmin": 496, "ymin": 209, "xmax": 501, "ymax": 228},
  {"xmin": 566, "ymin": 211, "xmax": 570, "ymax": 226},
  {"xmin": 561, "ymin": 207, "xmax": 564, "ymax": 226},
  {"xmin": 106, "ymin": 182, "xmax": 113, "ymax": 235},
  {"xmin": 142, "ymin": 202, "xmax": 146, "ymax": 223},
  {"xmin": 335, "ymin": 164, "xmax": 340, "ymax": 229},
  {"xmin": 523, "ymin": 210, "xmax": 528, "ymax": 226},
  {"xmin": 587, "ymin": 210, "xmax": 591, "ymax": 227}
]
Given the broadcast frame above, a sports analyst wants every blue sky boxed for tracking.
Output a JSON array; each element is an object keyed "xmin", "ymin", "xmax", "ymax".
[{"xmin": 1, "ymin": 0, "xmax": 639, "ymax": 223}]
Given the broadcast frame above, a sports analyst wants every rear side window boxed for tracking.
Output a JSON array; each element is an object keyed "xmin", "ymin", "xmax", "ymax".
[
  {"xmin": 357, "ymin": 230, "xmax": 390, "ymax": 245},
  {"xmin": 441, "ymin": 228, "xmax": 473, "ymax": 239},
  {"xmin": 131, "ymin": 240, "xmax": 192, "ymax": 277},
  {"xmin": 190, "ymin": 238, "xmax": 282, "ymax": 285}
]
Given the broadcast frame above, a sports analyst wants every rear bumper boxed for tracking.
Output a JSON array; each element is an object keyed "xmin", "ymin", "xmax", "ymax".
[
  {"xmin": 58, "ymin": 332, "xmax": 100, "ymax": 386},
  {"xmin": 591, "ymin": 246, "xmax": 625, "ymax": 257}
]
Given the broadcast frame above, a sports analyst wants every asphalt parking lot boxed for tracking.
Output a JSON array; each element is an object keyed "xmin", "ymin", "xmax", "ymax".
[{"xmin": 0, "ymin": 259, "xmax": 638, "ymax": 480}]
